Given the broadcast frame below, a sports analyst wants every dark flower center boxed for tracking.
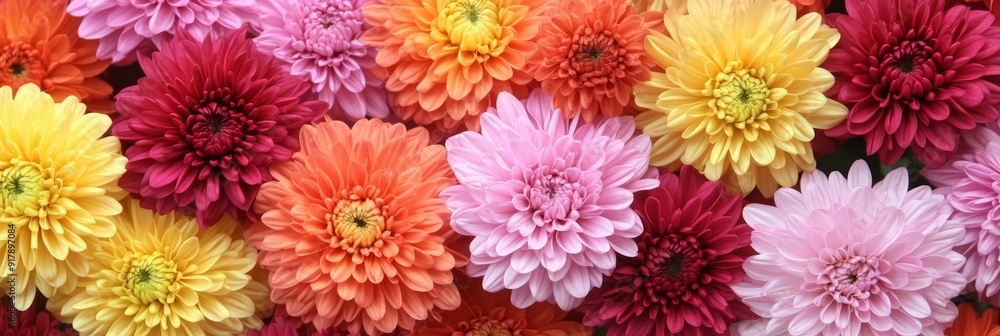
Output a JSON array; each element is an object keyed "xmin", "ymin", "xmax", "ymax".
[
  {"xmin": 664, "ymin": 254, "xmax": 685, "ymax": 276},
  {"xmin": 640, "ymin": 234, "xmax": 709, "ymax": 304},
  {"xmin": 462, "ymin": 317, "xmax": 515, "ymax": 336},
  {"xmin": 894, "ymin": 55, "xmax": 915, "ymax": 73},
  {"xmin": 9, "ymin": 63, "xmax": 25, "ymax": 78},
  {"xmin": 1, "ymin": 42, "xmax": 41, "ymax": 85},
  {"xmin": 878, "ymin": 38, "xmax": 937, "ymax": 101},
  {"xmin": 565, "ymin": 27, "xmax": 630, "ymax": 86},
  {"xmin": 819, "ymin": 250, "xmax": 882, "ymax": 305},
  {"xmin": 187, "ymin": 90, "xmax": 253, "ymax": 161}
]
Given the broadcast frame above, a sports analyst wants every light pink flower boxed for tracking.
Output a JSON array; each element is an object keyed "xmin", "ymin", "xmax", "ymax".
[
  {"xmin": 67, "ymin": 0, "xmax": 256, "ymax": 64},
  {"xmin": 733, "ymin": 160, "xmax": 967, "ymax": 335},
  {"xmin": 441, "ymin": 89, "xmax": 659, "ymax": 310},
  {"xmin": 923, "ymin": 125, "xmax": 1000, "ymax": 305},
  {"xmin": 254, "ymin": 0, "xmax": 388, "ymax": 121}
]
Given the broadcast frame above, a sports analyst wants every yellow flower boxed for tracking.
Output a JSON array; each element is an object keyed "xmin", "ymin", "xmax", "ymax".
[
  {"xmin": 0, "ymin": 84, "xmax": 126, "ymax": 310},
  {"xmin": 47, "ymin": 197, "xmax": 271, "ymax": 336},
  {"xmin": 634, "ymin": 0, "xmax": 847, "ymax": 197}
]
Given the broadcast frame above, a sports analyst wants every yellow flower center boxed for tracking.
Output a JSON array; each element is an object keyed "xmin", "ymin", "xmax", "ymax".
[
  {"xmin": 0, "ymin": 160, "xmax": 47, "ymax": 217},
  {"xmin": 432, "ymin": 0, "xmax": 502, "ymax": 64},
  {"xmin": 331, "ymin": 199, "xmax": 385, "ymax": 248},
  {"xmin": 122, "ymin": 252, "xmax": 179, "ymax": 305},
  {"xmin": 710, "ymin": 66, "xmax": 774, "ymax": 129}
]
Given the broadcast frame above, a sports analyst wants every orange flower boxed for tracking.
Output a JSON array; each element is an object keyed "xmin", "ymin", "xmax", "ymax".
[
  {"xmin": 0, "ymin": 0, "xmax": 113, "ymax": 112},
  {"xmin": 361, "ymin": 0, "xmax": 547, "ymax": 134},
  {"xmin": 411, "ymin": 276, "xmax": 591, "ymax": 336},
  {"xmin": 531, "ymin": 0, "xmax": 653, "ymax": 122},
  {"xmin": 247, "ymin": 118, "xmax": 462, "ymax": 335},
  {"xmin": 946, "ymin": 304, "xmax": 1000, "ymax": 336}
]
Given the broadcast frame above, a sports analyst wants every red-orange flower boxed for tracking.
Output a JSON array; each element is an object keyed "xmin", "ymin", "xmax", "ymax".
[
  {"xmin": 361, "ymin": 0, "xmax": 547, "ymax": 134},
  {"xmin": 0, "ymin": 0, "xmax": 113, "ymax": 112},
  {"xmin": 945, "ymin": 304, "xmax": 1000, "ymax": 336},
  {"xmin": 247, "ymin": 118, "xmax": 462, "ymax": 335},
  {"xmin": 530, "ymin": 0, "xmax": 653, "ymax": 122}
]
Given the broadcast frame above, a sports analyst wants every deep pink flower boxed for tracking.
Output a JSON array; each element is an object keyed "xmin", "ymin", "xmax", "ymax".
[
  {"xmin": 248, "ymin": 306, "xmax": 361, "ymax": 336},
  {"xmin": 923, "ymin": 125, "xmax": 1000, "ymax": 306},
  {"xmin": 733, "ymin": 160, "xmax": 967, "ymax": 335},
  {"xmin": 112, "ymin": 28, "xmax": 326, "ymax": 228},
  {"xmin": 254, "ymin": 0, "xmax": 388, "ymax": 121},
  {"xmin": 578, "ymin": 166, "xmax": 755, "ymax": 335},
  {"xmin": 442, "ymin": 89, "xmax": 659, "ymax": 311},
  {"xmin": 66, "ymin": 0, "xmax": 256, "ymax": 65},
  {"xmin": 0, "ymin": 295, "xmax": 65, "ymax": 336},
  {"xmin": 824, "ymin": 0, "xmax": 1000, "ymax": 167}
]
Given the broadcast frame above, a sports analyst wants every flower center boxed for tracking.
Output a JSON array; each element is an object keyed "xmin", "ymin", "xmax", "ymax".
[
  {"xmin": 0, "ymin": 41, "xmax": 42, "ymax": 87},
  {"xmin": 523, "ymin": 168, "xmax": 585, "ymax": 231},
  {"xmin": 433, "ymin": 0, "xmax": 502, "ymax": 63},
  {"xmin": 187, "ymin": 97, "xmax": 249, "ymax": 158},
  {"xmin": 711, "ymin": 66, "xmax": 773, "ymax": 127},
  {"xmin": 331, "ymin": 199, "xmax": 385, "ymax": 248},
  {"xmin": 0, "ymin": 160, "xmax": 47, "ymax": 217},
  {"xmin": 123, "ymin": 252, "xmax": 179, "ymax": 305},
  {"xmin": 564, "ymin": 27, "xmax": 631, "ymax": 86},
  {"xmin": 463, "ymin": 318, "xmax": 515, "ymax": 336},
  {"xmin": 887, "ymin": 40, "xmax": 931, "ymax": 75},
  {"xmin": 640, "ymin": 234, "xmax": 708, "ymax": 303},
  {"xmin": 818, "ymin": 249, "xmax": 882, "ymax": 305},
  {"xmin": 298, "ymin": 0, "xmax": 364, "ymax": 57}
]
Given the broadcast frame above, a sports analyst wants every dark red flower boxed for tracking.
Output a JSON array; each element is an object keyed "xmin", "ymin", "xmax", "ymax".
[
  {"xmin": 1, "ymin": 295, "xmax": 65, "ymax": 336},
  {"xmin": 112, "ymin": 27, "xmax": 326, "ymax": 228},
  {"xmin": 578, "ymin": 166, "xmax": 755, "ymax": 335},
  {"xmin": 824, "ymin": 0, "xmax": 1000, "ymax": 167},
  {"xmin": 248, "ymin": 306, "xmax": 360, "ymax": 336}
]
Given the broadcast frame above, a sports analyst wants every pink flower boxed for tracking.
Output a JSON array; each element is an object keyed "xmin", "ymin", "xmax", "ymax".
[
  {"xmin": 67, "ymin": 0, "xmax": 257, "ymax": 64},
  {"xmin": 248, "ymin": 306, "xmax": 361, "ymax": 336},
  {"xmin": 578, "ymin": 166, "xmax": 756, "ymax": 335},
  {"xmin": 441, "ymin": 89, "xmax": 659, "ymax": 311},
  {"xmin": 923, "ymin": 125, "xmax": 1000, "ymax": 306},
  {"xmin": 254, "ymin": 0, "xmax": 388, "ymax": 121},
  {"xmin": 823, "ymin": 0, "xmax": 1000, "ymax": 167},
  {"xmin": 733, "ymin": 160, "xmax": 967, "ymax": 335}
]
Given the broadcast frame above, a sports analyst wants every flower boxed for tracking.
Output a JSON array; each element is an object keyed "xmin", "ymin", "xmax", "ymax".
[
  {"xmin": 921, "ymin": 125, "xmax": 1000, "ymax": 305},
  {"xmin": 633, "ymin": 0, "xmax": 847, "ymax": 197},
  {"xmin": 823, "ymin": 0, "xmax": 1000, "ymax": 167},
  {"xmin": 112, "ymin": 28, "xmax": 326, "ymax": 228},
  {"xmin": 412, "ymin": 276, "xmax": 591, "ymax": 336},
  {"xmin": 578, "ymin": 166, "xmax": 755, "ymax": 335},
  {"xmin": 361, "ymin": 0, "xmax": 546, "ymax": 133},
  {"xmin": 254, "ymin": 0, "xmax": 389, "ymax": 121},
  {"xmin": 248, "ymin": 306, "xmax": 361, "ymax": 336},
  {"xmin": 732, "ymin": 160, "xmax": 967, "ymax": 335},
  {"xmin": 631, "ymin": 0, "xmax": 686, "ymax": 13},
  {"xmin": 0, "ymin": 0, "xmax": 113, "ymax": 112},
  {"xmin": 46, "ymin": 197, "xmax": 271, "ymax": 336},
  {"xmin": 530, "ymin": 0, "xmax": 654, "ymax": 123},
  {"xmin": 0, "ymin": 295, "xmax": 67, "ymax": 336},
  {"xmin": 0, "ymin": 84, "xmax": 126, "ymax": 310},
  {"xmin": 442, "ymin": 89, "xmax": 659, "ymax": 310},
  {"xmin": 247, "ymin": 118, "xmax": 462, "ymax": 335},
  {"xmin": 66, "ymin": 0, "xmax": 256, "ymax": 65},
  {"xmin": 945, "ymin": 303, "xmax": 1000, "ymax": 336}
]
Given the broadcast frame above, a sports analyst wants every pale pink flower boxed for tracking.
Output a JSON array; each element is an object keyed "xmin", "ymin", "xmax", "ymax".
[
  {"xmin": 441, "ymin": 89, "xmax": 659, "ymax": 310},
  {"xmin": 733, "ymin": 160, "xmax": 967, "ymax": 335},
  {"xmin": 923, "ymin": 125, "xmax": 1000, "ymax": 305},
  {"xmin": 67, "ymin": 0, "xmax": 256, "ymax": 64},
  {"xmin": 254, "ymin": 0, "xmax": 388, "ymax": 121}
]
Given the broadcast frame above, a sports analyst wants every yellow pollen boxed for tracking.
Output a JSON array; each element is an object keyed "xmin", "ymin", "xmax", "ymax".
[
  {"xmin": 432, "ymin": 0, "xmax": 503, "ymax": 64},
  {"xmin": 710, "ymin": 66, "xmax": 773, "ymax": 128},
  {"xmin": 122, "ymin": 252, "xmax": 179, "ymax": 305},
  {"xmin": 331, "ymin": 199, "xmax": 385, "ymax": 248},
  {"xmin": 0, "ymin": 160, "xmax": 47, "ymax": 217}
]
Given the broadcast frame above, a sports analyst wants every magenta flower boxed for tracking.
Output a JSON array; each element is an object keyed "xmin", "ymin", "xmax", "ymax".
[
  {"xmin": 579, "ymin": 166, "xmax": 756, "ymax": 335},
  {"xmin": 441, "ymin": 89, "xmax": 659, "ymax": 311},
  {"xmin": 733, "ymin": 160, "xmax": 967, "ymax": 335},
  {"xmin": 112, "ymin": 28, "xmax": 326, "ymax": 228},
  {"xmin": 823, "ymin": 0, "xmax": 1000, "ymax": 167},
  {"xmin": 923, "ymin": 125, "xmax": 1000, "ymax": 306},
  {"xmin": 254, "ymin": 0, "xmax": 388, "ymax": 121},
  {"xmin": 67, "ymin": 0, "xmax": 257, "ymax": 65}
]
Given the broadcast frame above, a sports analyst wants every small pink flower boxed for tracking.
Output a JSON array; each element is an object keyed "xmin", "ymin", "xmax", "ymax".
[
  {"xmin": 442, "ymin": 89, "xmax": 659, "ymax": 310},
  {"xmin": 733, "ymin": 160, "xmax": 967, "ymax": 335}
]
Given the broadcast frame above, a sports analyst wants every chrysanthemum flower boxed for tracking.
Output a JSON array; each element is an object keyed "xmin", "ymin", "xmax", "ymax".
[
  {"xmin": 922, "ymin": 125, "xmax": 1000, "ymax": 305},
  {"xmin": 361, "ymin": 0, "xmax": 546, "ymax": 133},
  {"xmin": 530, "ymin": 0, "xmax": 653, "ymax": 123},
  {"xmin": 945, "ymin": 304, "xmax": 1000, "ymax": 336},
  {"xmin": 46, "ymin": 197, "xmax": 271, "ymax": 336},
  {"xmin": 0, "ymin": 295, "xmax": 68, "ymax": 336},
  {"xmin": 732, "ymin": 160, "xmax": 967, "ymax": 335},
  {"xmin": 255, "ymin": 0, "xmax": 389, "ymax": 121},
  {"xmin": 248, "ymin": 306, "xmax": 361, "ymax": 336},
  {"xmin": 579, "ymin": 166, "xmax": 755, "ymax": 335},
  {"xmin": 0, "ymin": 0, "xmax": 113, "ymax": 112},
  {"xmin": 66, "ymin": 0, "xmax": 256, "ymax": 65},
  {"xmin": 631, "ymin": 0, "xmax": 686, "ymax": 13},
  {"xmin": 112, "ymin": 28, "xmax": 326, "ymax": 228},
  {"xmin": 442, "ymin": 89, "xmax": 659, "ymax": 310},
  {"xmin": 247, "ymin": 118, "xmax": 462, "ymax": 335},
  {"xmin": 412, "ymin": 276, "xmax": 591, "ymax": 336},
  {"xmin": 824, "ymin": 0, "xmax": 1000, "ymax": 167},
  {"xmin": 634, "ymin": 0, "xmax": 847, "ymax": 197},
  {"xmin": 0, "ymin": 84, "xmax": 126, "ymax": 310}
]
